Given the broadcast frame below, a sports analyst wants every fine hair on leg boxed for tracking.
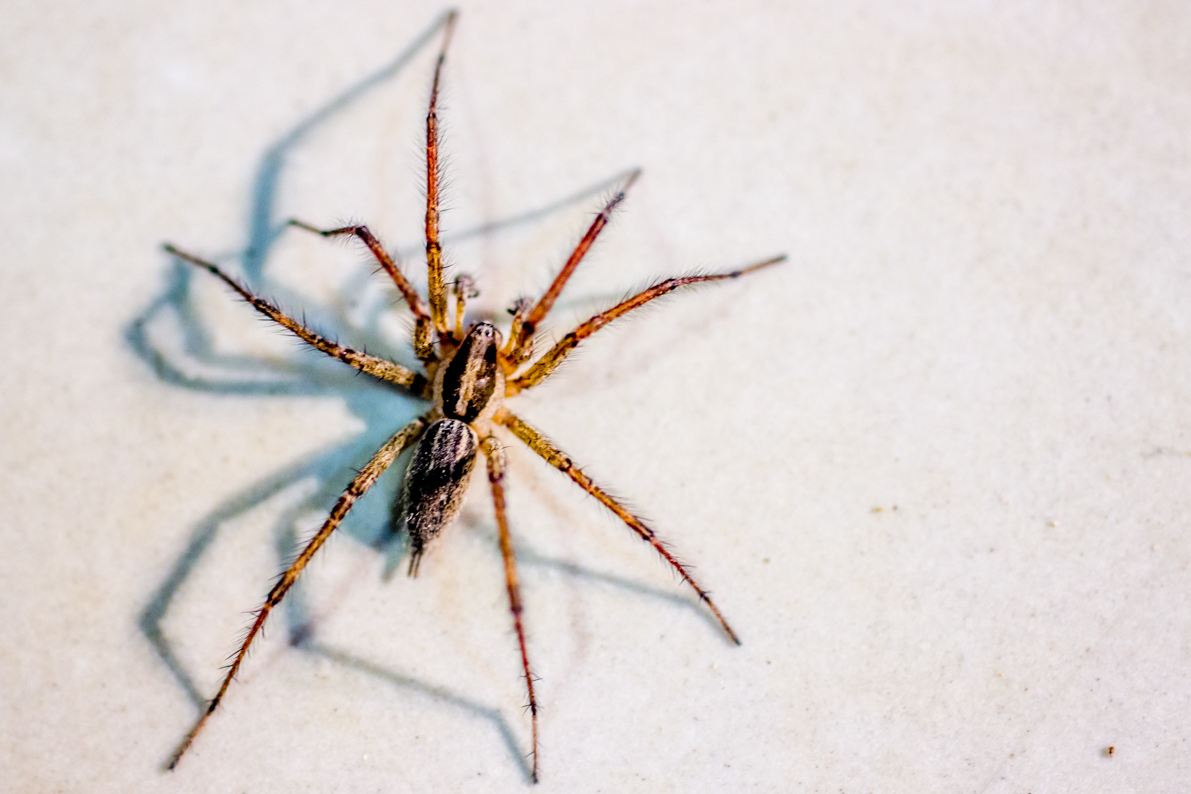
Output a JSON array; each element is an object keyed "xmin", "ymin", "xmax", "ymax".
[
  {"xmin": 287, "ymin": 219, "xmax": 438, "ymax": 364},
  {"xmin": 423, "ymin": 10, "xmax": 459, "ymax": 339},
  {"xmin": 162, "ymin": 244, "xmax": 429, "ymax": 394},
  {"xmin": 167, "ymin": 416, "xmax": 429, "ymax": 768},
  {"xmin": 503, "ymin": 169, "xmax": 642, "ymax": 363},
  {"xmin": 509, "ymin": 254, "xmax": 786, "ymax": 394},
  {"xmin": 481, "ymin": 434, "xmax": 539, "ymax": 782},
  {"xmin": 495, "ymin": 409, "xmax": 741, "ymax": 645}
]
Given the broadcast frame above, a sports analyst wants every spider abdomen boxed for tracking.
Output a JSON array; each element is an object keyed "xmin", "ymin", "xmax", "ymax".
[{"xmin": 403, "ymin": 417, "xmax": 478, "ymax": 575}]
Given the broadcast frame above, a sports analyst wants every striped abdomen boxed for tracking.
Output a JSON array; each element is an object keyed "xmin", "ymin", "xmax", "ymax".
[{"xmin": 403, "ymin": 417, "xmax": 478, "ymax": 575}]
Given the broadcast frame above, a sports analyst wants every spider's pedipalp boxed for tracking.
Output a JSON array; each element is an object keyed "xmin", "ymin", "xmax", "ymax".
[
  {"xmin": 503, "ymin": 297, "xmax": 535, "ymax": 366},
  {"xmin": 451, "ymin": 273, "xmax": 478, "ymax": 341}
]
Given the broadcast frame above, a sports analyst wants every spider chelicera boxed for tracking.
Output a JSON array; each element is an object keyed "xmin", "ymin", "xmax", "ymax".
[{"xmin": 163, "ymin": 10, "xmax": 783, "ymax": 783}]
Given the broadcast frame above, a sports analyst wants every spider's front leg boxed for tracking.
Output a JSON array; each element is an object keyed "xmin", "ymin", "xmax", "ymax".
[
  {"xmin": 286, "ymin": 220, "xmax": 438, "ymax": 365},
  {"xmin": 423, "ymin": 11, "xmax": 458, "ymax": 341},
  {"xmin": 502, "ymin": 169, "xmax": 641, "ymax": 363},
  {"xmin": 508, "ymin": 254, "xmax": 784, "ymax": 394}
]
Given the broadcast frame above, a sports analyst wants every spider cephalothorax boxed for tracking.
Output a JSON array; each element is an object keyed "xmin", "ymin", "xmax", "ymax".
[{"xmin": 163, "ymin": 10, "xmax": 782, "ymax": 784}]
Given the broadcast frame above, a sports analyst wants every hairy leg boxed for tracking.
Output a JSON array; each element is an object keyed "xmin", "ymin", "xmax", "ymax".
[
  {"xmin": 287, "ymin": 220, "xmax": 437, "ymax": 363},
  {"xmin": 164, "ymin": 244, "xmax": 429, "ymax": 394},
  {"xmin": 510, "ymin": 254, "xmax": 784, "ymax": 394},
  {"xmin": 424, "ymin": 11, "xmax": 458, "ymax": 340},
  {"xmin": 495, "ymin": 409, "xmax": 740, "ymax": 644},
  {"xmin": 503, "ymin": 170, "xmax": 641, "ymax": 363},
  {"xmin": 481, "ymin": 435, "xmax": 539, "ymax": 783},
  {"xmin": 167, "ymin": 415, "xmax": 429, "ymax": 768}
]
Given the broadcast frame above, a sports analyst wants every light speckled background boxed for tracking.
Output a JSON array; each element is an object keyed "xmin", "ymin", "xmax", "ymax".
[{"xmin": 3, "ymin": 1, "xmax": 1190, "ymax": 791}]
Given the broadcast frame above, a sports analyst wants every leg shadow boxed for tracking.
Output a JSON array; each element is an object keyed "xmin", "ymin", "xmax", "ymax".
[{"xmin": 303, "ymin": 640, "xmax": 536, "ymax": 783}]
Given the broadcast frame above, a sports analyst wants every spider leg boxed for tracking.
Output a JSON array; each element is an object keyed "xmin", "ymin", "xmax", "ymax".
[
  {"xmin": 504, "ymin": 169, "xmax": 641, "ymax": 363},
  {"xmin": 495, "ymin": 409, "xmax": 741, "ymax": 645},
  {"xmin": 424, "ymin": 11, "xmax": 458, "ymax": 341},
  {"xmin": 481, "ymin": 434, "xmax": 540, "ymax": 783},
  {"xmin": 508, "ymin": 254, "xmax": 784, "ymax": 394},
  {"xmin": 287, "ymin": 220, "xmax": 438, "ymax": 364},
  {"xmin": 167, "ymin": 415, "xmax": 430, "ymax": 769},
  {"xmin": 164, "ymin": 244, "xmax": 430, "ymax": 395}
]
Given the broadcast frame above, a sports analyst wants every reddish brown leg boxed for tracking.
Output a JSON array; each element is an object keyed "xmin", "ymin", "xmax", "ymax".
[
  {"xmin": 287, "ymin": 220, "xmax": 437, "ymax": 363},
  {"xmin": 167, "ymin": 416, "xmax": 429, "ymax": 769},
  {"xmin": 509, "ymin": 254, "xmax": 784, "ymax": 394},
  {"xmin": 504, "ymin": 169, "xmax": 641, "ymax": 363},
  {"xmin": 481, "ymin": 435, "xmax": 539, "ymax": 783},
  {"xmin": 424, "ymin": 11, "xmax": 458, "ymax": 340},
  {"xmin": 163, "ymin": 244, "xmax": 429, "ymax": 395},
  {"xmin": 495, "ymin": 409, "xmax": 741, "ymax": 645}
]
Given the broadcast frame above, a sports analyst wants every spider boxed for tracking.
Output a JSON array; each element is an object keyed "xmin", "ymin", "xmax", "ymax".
[{"xmin": 162, "ymin": 10, "xmax": 783, "ymax": 783}]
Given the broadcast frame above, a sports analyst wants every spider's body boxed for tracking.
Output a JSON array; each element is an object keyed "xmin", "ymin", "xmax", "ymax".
[
  {"xmin": 162, "ymin": 10, "xmax": 782, "ymax": 783},
  {"xmin": 406, "ymin": 321, "xmax": 506, "ymax": 575}
]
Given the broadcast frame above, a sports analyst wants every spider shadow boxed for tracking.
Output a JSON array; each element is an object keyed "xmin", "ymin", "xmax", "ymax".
[
  {"xmin": 129, "ymin": 9, "xmax": 647, "ymax": 778},
  {"xmin": 517, "ymin": 547, "xmax": 731, "ymax": 640},
  {"xmin": 293, "ymin": 548, "xmax": 717, "ymax": 785},
  {"xmin": 301, "ymin": 640, "xmax": 534, "ymax": 780}
]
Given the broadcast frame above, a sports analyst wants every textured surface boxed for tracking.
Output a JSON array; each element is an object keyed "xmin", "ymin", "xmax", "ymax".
[{"xmin": 3, "ymin": 1, "xmax": 1190, "ymax": 791}]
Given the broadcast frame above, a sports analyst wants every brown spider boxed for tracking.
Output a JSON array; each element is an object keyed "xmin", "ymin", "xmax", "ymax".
[{"xmin": 162, "ymin": 10, "xmax": 783, "ymax": 783}]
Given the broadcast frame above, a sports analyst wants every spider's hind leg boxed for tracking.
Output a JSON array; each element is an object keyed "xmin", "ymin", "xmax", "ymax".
[
  {"xmin": 166, "ymin": 415, "xmax": 429, "ymax": 769},
  {"xmin": 481, "ymin": 434, "xmax": 540, "ymax": 783},
  {"xmin": 452, "ymin": 273, "xmax": 478, "ymax": 341},
  {"xmin": 496, "ymin": 409, "xmax": 741, "ymax": 645}
]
